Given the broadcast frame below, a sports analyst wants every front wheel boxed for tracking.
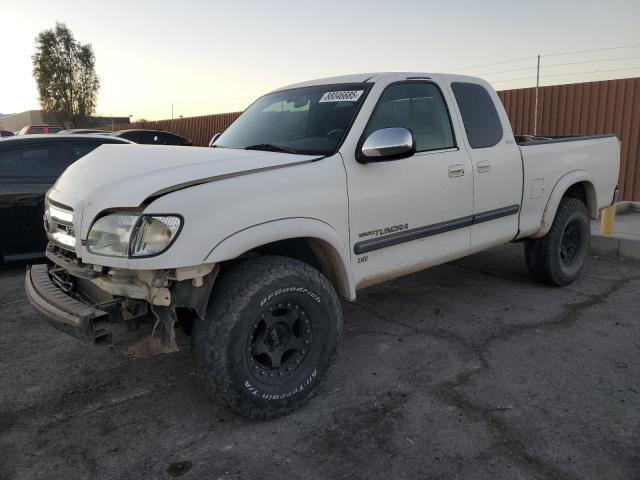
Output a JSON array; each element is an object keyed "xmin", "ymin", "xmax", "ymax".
[
  {"xmin": 525, "ymin": 197, "xmax": 591, "ymax": 286},
  {"xmin": 191, "ymin": 255, "xmax": 342, "ymax": 419}
]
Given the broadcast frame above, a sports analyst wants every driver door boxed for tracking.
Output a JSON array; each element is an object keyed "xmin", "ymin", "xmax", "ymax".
[{"xmin": 342, "ymin": 80, "xmax": 474, "ymax": 289}]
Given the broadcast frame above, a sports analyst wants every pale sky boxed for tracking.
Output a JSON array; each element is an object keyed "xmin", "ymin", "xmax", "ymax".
[{"xmin": 2, "ymin": 0, "xmax": 639, "ymax": 120}]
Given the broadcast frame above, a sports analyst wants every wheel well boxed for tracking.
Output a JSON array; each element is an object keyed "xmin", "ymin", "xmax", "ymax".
[
  {"xmin": 226, "ymin": 238, "xmax": 350, "ymax": 299},
  {"xmin": 253, "ymin": 238, "xmax": 322, "ymax": 271},
  {"xmin": 563, "ymin": 181, "xmax": 597, "ymax": 218}
]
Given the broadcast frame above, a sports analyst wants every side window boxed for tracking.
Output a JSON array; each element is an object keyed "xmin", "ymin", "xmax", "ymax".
[
  {"xmin": 120, "ymin": 131, "xmax": 141, "ymax": 143},
  {"xmin": 0, "ymin": 146, "xmax": 50, "ymax": 177},
  {"xmin": 364, "ymin": 82, "xmax": 455, "ymax": 153},
  {"xmin": 70, "ymin": 142, "xmax": 100, "ymax": 160},
  {"xmin": 29, "ymin": 127, "xmax": 45, "ymax": 134},
  {"xmin": 140, "ymin": 131, "xmax": 160, "ymax": 144},
  {"xmin": 47, "ymin": 127, "xmax": 62, "ymax": 133},
  {"xmin": 451, "ymin": 82, "xmax": 503, "ymax": 148},
  {"xmin": 165, "ymin": 133, "xmax": 184, "ymax": 145}
]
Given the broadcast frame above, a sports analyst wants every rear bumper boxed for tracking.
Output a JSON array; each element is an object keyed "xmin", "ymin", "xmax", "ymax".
[{"xmin": 25, "ymin": 264, "xmax": 111, "ymax": 343}]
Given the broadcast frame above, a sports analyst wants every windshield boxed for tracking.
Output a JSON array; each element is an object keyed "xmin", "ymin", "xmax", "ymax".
[{"xmin": 214, "ymin": 83, "xmax": 371, "ymax": 155}]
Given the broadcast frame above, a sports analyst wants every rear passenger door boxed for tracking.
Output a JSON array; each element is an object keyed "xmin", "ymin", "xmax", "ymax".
[{"xmin": 450, "ymin": 81, "xmax": 522, "ymax": 250}]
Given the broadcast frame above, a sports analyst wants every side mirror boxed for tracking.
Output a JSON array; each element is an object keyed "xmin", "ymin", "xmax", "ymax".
[
  {"xmin": 209, "ymin": 132, "xmax": 222, "ymax": 147},
  {"xmin": 359, "ymin": 127, "xmax": 415, "ymax": 163}
]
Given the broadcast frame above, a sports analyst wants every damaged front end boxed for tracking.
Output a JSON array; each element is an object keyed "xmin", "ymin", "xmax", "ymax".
[{"xmin": 26, "ymin": 243, "xmax": 218, "ymax": 356}]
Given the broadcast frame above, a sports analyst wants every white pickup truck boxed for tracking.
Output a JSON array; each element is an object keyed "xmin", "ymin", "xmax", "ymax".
[{"xmin": 26, "ymin": 72, "xmax": 620, "ymax": 419}]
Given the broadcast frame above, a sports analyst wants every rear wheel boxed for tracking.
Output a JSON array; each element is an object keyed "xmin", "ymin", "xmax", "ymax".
[
  {"xmin": 191, "ymin": 255, "xmax": 342, "ymax": 419},
  {"xmin": 525, "ymin": 197, "xmax": 591, "ymax": 286}
]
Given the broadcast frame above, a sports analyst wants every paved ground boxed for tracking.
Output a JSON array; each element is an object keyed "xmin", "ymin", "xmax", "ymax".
[{"xmin": 1, "ymin": 244, "xmax": 639, "ymax": 480}]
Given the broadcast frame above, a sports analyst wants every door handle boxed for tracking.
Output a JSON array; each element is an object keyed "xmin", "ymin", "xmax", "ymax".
[
  {"xmin": 477, "ymin": 160, "xmax": 491, "ymax": 173},
  {"xmin": 448, "ymin": 164, "xmax": 465, "ymax": 178}
]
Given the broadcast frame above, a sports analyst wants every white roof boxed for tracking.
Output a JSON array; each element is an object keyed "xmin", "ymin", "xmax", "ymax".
[{"xmin": 272, "ymin": 72, "xmax": 486, "ymax": 92}]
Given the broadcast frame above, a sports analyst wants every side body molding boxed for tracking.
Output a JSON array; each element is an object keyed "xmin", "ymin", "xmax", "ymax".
[
  {"xmin": 532, "ymin": 170, "xmax": 597, "ymax": 238},
  {"xmin": 204, "ymin": 217, "xmax": 355, "ymax": 300}
]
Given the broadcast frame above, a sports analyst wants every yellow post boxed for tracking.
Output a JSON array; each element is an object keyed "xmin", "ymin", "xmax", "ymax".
[{"xmin": 600, "ymin": 204, "xmax": 617, "ymax": 235}]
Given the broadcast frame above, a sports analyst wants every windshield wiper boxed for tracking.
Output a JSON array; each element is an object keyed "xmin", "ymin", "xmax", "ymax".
[{"xmin": 244, "ymin": 143, "xmax": 299, "ymax": 154}]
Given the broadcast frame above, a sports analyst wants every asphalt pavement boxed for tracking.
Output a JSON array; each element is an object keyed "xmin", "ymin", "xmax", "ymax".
[{"xmin": 1, "ymin": 244, "xmax": 639, "ymax": 480}]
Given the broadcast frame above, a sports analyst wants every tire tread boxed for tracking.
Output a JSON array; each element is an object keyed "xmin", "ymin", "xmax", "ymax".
[
  {"xmin": 524, "ymin": 197, "xmax": 590, "ymax": 286},
  {"xmin": 192, "ymin": 255, "xmax": 342, "ymax": 420}
]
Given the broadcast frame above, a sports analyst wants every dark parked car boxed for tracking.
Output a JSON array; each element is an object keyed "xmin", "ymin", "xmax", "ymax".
[
  {"xmin": 0, "ymin": 135, "xmax": 131, "ymax": 262},
  {"xmin": 111, "ymin": 129, "xmax": 193, "ymax": 145},
  {"xmin": 0, "ymin": 130, "xmax": 14, "ymax": 138}
]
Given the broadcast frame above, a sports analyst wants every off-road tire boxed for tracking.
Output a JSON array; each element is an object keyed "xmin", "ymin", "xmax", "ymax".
[
  {"xmin": 525, "ymin": 197, "xmax": 590, "ymax": 286},
  {"xmin": 191, "ymin": 255, "xmax": 342, "ymax": 419}
]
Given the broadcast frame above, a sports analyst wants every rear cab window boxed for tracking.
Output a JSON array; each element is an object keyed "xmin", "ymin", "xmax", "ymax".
[{"xmin": 451, "ymin": 82, "xmax": 503, "ymax": 148}]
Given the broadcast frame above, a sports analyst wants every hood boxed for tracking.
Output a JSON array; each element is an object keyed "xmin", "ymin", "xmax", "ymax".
[
  {"xmin": 48, "ymin": 144, "xmax": 319, "ymax": 238},
  {"xmin": 53, "ymin": 144, "xmax": 318, "ymax": 206}
]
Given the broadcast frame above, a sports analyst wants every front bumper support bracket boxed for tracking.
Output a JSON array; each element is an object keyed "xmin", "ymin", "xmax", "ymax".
[{"xmin": 25, "ymin": 264, "xmax": 112, "ymax": 343}]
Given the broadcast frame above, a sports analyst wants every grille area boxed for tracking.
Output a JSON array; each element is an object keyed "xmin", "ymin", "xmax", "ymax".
[{"xmin": 46, "ymin": 201, "xmax": 76, "ymax": 252}]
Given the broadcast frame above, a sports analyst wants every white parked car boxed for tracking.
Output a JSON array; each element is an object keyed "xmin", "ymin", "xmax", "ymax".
[{"xmin": 26, "ymin": 72, "xmax": 620, "ymax": 418}]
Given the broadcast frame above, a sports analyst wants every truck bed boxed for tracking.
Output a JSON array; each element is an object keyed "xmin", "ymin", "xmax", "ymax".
[
  {"xmin": 514, "ymin": 134, "xmax": 617, "ymax": 145},
  {"xmin": 516, "ymin": 134, "xmax": 620, "ymax": 239}
]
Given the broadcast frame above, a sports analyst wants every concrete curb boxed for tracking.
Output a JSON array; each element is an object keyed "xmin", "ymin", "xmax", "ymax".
[
  {"xmin": 615, "ymin": 201, "xmax": 640, "ymax": 214},
  {"xmin": 589, "ymin": 202, "xmax": 640, "ymax": 260},
  {"xmin": 590, "ymin": 235, "xmax": 640, "ymax": 260}
]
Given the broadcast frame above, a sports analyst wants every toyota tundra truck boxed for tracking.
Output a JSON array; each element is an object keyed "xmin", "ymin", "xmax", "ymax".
[{"xmin": 25, "ymin": 73, "xmax": 620, "ymax": 419}]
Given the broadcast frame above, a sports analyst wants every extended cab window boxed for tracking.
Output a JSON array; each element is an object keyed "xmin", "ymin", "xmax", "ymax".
[
  {"xmin": 364, "ymin": 82, "xmax": 455, "ymax": 153},
  {"xmin": 451, "ymin": 82, "xmax": 503, "ymax": 148}
]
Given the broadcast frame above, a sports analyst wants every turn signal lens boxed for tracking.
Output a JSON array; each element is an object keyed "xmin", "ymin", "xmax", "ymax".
[{"xmin": 130, "ymin": 216, "xmax": 181, "ymax": 257}]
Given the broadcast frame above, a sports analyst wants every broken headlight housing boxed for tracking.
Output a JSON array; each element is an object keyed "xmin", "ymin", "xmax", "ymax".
[{"xmin": 87, "ymin": 214, "xmax": 182, "ymax": 257}]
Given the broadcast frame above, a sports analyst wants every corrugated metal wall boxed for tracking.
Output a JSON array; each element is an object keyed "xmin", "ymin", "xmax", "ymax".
[
  {"xmin": 112, "ymin": 112, "xmax": 242, "ymax": 148},
  {"xmin": 498, "ymin": 77, "xmax": 640, "ymax": 201}
]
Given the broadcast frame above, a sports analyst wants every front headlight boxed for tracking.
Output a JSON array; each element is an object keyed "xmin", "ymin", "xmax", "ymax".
[{"xmin": 87, "ymin": 214, "xmax": 182, "ymax": 257}]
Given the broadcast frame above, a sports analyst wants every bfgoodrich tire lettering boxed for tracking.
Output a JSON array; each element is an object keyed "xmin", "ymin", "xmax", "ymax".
[
  {"xmin": 525, "ymin": 197, "xmax": 590, "ymax": 286},
  {"xmin": 191, "ymin": 255, "xmax": 342, "ymax": 419}
]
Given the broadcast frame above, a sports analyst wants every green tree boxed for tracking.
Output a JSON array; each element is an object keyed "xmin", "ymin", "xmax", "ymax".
[{"xmin": 32, "ymin": 23, "xmax": 100, "ymax": 127}]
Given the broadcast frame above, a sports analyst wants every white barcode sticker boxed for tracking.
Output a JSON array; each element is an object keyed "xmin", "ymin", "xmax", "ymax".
[{"xmin": 319, "ymin": 90, "xmax": 364, "ymax": 103}]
